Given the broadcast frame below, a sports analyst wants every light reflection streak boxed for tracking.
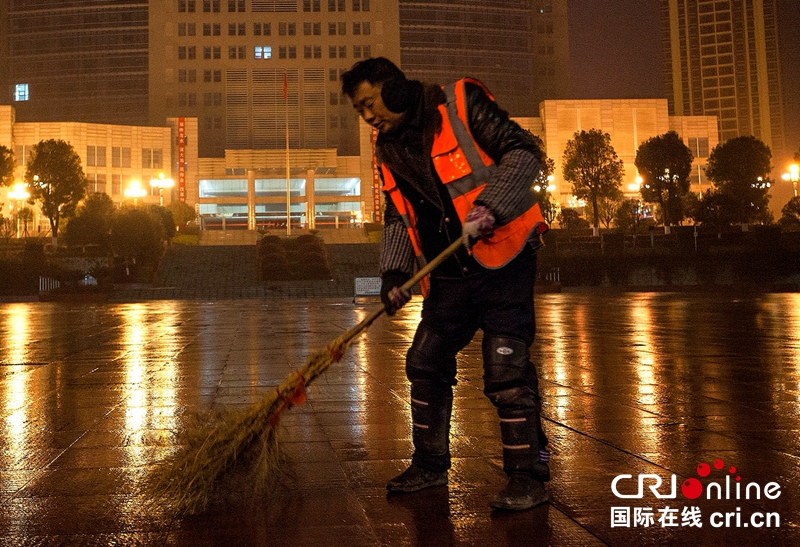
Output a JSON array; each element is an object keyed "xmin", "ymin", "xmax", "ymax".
[
  {"xmin": 543, "ymin": 297, "xmax": 569, "ymax": 383},
  {"xmin": 541, "ymin": 297, "xmax": 571, "ymax": 422},
  {"xmin": 118, "ymin": 303, "xmax": 178, "ymax": 464},
  {"xmin": 626, "ymin": 294, "xmax": 661, "ymax": 454},
  {"xmin": 572, "ymin": 300, "xmax": 590, "ymax": 376},
  {"xmin": 4, "ymin": 304, "xmax": 31, "ymax": 364},
  {"xmin": 4, "ymin": 373, "xmax": 28, "ymax": 451},
  {"xmin": 2, "ymin": 305, "xmax": 33, "ymax": 462},
  {"xmin": 772, "ymin": 294, "xmax": 800, "ymax": 402}
]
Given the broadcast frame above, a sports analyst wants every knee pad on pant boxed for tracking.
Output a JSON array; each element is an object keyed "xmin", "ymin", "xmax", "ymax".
[
  {"xmin": 406, "ymin": 323, "xmax": 457, "ymax": 384},
  {"xmin": 482, "ymin": 335, "xmax": 539, "ymax": 409}
]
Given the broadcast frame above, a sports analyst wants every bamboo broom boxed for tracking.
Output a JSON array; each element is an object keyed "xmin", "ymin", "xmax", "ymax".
[{"xmin": 147, "ymin": 239, "xmax": 464, "ymax": 515}]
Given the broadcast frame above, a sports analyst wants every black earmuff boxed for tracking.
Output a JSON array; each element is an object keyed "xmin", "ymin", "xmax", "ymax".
[{"xmin": 380, "ymin": 75, "xmax": 412, "ymax": 114}]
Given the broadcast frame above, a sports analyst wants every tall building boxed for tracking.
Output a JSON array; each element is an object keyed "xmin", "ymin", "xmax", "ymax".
[
  {"xmin": 3, "ymin": 1, "xmax": 568, "ymax": 157},
  {"xmin": 149, "ymin": 0, "xmax": 400, "ymax": 157},
  {"xmin": 398, "ymin": 0, "xmax": 570, "ymax": 117},
  {"xmin": 660, "ymin": 0, "xmax": 785, "ymax": 158},
  {"xmin": 4, "ymin": 0, "xmax": 149, "ymax": 126}
]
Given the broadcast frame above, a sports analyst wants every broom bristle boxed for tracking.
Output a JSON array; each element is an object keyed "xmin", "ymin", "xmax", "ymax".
[{"xmin": 146, "ymin": 334, "xmax": 352, "ymax": 515}]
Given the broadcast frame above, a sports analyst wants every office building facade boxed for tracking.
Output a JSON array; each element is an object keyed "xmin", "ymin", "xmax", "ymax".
[
  {"xmin": 4, "ymin": 0, "xmax": 150, "ymax": 126},
  {"xmin": 661, "ymin": 0, "xmax": 785, "ymax": 158},
  {"xmin": 149, "ymin": 0, "xmax": 400, "ymax": 158},
  {"xmin": 398, "ymin": 0, "xmax": 570, "ymax": 117}
]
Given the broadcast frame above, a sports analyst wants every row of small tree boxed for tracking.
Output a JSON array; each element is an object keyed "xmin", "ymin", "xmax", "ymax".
[
  {"xmin": 553, "ymin": 128, "xmax": 794, "ymax": 234},
  {"xmin": 0, "ymin": 139, "xmax": 199, "ymax": 280},
  {"xmin": 3, "ymin": 134, "xmax": 799, "ymax": 246}
]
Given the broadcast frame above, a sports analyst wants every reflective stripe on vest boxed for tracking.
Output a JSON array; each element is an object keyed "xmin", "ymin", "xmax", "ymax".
[
  {"xmin": 435, "ymin": 78, "xmax": 548, "ymax": 269},
  {"xmin": 380, "ymin": 78, "xmax": 548, "ymax": 284},
  {"xmin": 380, "ymin": 163, "xmax": 430, "ymax": 296}
]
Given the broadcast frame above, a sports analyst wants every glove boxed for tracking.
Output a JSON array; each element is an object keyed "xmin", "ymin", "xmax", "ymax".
[
  {"xmin": 380, "ymin": 269, "xmax": 411, "ymax": 316},
  {"xmin": 461, "ymin": 205, "xmax": 496, "ymax": 247}
]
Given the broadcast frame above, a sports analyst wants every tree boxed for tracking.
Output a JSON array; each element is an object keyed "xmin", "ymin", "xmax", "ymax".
[
  {"xmin": 64, "ymin": 192, "xmax": 116, "ymax": 249},
  {"xmin": 562, "ymin": 129, "xmax": 625, "ymax": 235},
  {"xmin": 635, "ymin": 131, "xmax": 693, "ymax": 229},
  {"xmin": 167, "ymin": 200, "xmax": 196, "ymax": 230},
  {"xmin": 694, "ymin": 189, "xmax": 740, "ymax": 233},
  {"xmin": 145, "ymin": 204, "xmax": 177, "ymax": 241},
  {"xmin": 778, "ymin": 196, "xmax": 800, "ymax": 231},
  {"xmin": 17, "ymin": 207, "xmax": 33, "ymax": 238},
  {"xmin": 25, "ymin": 139, "xmax": 88, "ymax": 246},
  {"xmin": 110, "ymin": 206, "xmax": 167, "ymax": 278},
  {"xmin": 528, "ymin": 132, "xmax": 559, "ymax": 224},
  {"xmin": 704, "ymin": 136, "xmax": 773, "ymax": 224},
  {"xmin": 586, "ymin": 191, "xmax": 624, "ymax": 229},
  {"xmin": 0, "ymin": 145, "xmax": 14, "ymax": 188},
  {"xmin": 556, "ymin": 207, "xmax": 590, "ymax": 232},
  {"xmin": 614, "ymin": 198, "xmax": 641, "ymax": 234}
]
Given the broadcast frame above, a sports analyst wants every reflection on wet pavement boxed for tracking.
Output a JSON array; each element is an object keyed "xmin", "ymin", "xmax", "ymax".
[{"xmin": 0, "ymin": 293, "xmax": 798, "ymax": 546}]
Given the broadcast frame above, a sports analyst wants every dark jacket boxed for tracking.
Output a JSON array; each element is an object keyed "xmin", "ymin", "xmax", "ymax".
[{"xmin": 377, "ymin": 80, "xmax": 543, "ymax": 278}]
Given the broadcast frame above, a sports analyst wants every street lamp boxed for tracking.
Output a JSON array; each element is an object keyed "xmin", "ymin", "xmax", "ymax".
[
  {"xmin": 546, "ymin": 174, "xmax": 556, "ymax": 193},
  {"xmin": 149, "ymin": 172, "xmax": 175, "ymax": 206},
  {"xmin": 8, "ymin": 183, "xmax": 30, "ymax": 238},
  {"xmin": 124, "ymin": 180, "xmax": 147, "ymax": 206},
  {"xmin": 782, "ymin": 164, "xmax": 799, "ymax": 198}
]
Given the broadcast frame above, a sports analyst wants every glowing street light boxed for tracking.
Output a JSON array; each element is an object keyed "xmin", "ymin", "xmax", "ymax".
[
  {"xmin": 124, "ymin": 180, "xmax": 147, "ymax": 205},
  {"xmin": 8, "ymin": 183, "xmax": 30, "ymax": 238},
  {"xmin": 782, "ymin": 164, "xmax": 799, "ymax": 198},
  {"xmin": 149, "ymin": 172, "xmax": 175, "ymax": 206},
  {"xmin": 546, "ymin": 174, "xmax": 556, "ymax": 193},
  {"xmin": 534, "ymin": 175, "xmax": 557, "ymax": 194}
]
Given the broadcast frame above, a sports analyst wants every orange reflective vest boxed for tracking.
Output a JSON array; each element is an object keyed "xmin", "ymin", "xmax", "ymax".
[{"xmin": 379, "ymin": 78, "xmax": 548, "ymax": 294}]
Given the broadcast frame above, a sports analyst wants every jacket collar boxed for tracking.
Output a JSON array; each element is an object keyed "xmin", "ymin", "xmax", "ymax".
[{"xmin": 376, "ymin": 83, "xmax": 447, "ymax": 209}]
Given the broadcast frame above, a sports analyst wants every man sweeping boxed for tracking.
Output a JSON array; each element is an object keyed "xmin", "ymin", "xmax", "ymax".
[{"xmin": 341, "ymin": 57, "xmax": 551, "ymax": 511}]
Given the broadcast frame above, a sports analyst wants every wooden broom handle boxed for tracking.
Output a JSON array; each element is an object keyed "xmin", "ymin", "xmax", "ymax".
[{"xmin": 341, "ymin": 238, "xmax": 464, "ymax": 344}]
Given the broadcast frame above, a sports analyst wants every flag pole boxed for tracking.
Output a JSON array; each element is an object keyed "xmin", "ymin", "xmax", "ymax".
[{"xmin": 284, "ymin": 71, "xmax": 291, "ymax": 236}]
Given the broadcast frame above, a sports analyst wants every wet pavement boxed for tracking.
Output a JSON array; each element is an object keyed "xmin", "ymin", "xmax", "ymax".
[{"xmin": 0, "ymin": 291, "xmax": 799, "ymax": 546}]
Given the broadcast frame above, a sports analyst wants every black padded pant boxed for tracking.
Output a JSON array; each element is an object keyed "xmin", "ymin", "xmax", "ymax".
[{"xmin": 404, "ymin": 247, "xmax": 548, "ymax": 476}]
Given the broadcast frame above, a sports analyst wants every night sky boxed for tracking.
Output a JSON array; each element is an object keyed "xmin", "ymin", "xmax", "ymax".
[
  {"xmin": 568, "ymin": 1, "xmax": 663, "ymax": 100},
  {"xmin": 567, "ymin": 0, "xmax": 800, "ymax": 159}
]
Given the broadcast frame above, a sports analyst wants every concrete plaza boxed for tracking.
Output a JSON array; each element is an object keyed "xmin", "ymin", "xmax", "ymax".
[{"xmin": 0, "ymin": 291, "xmax": 798, "ymax": 546}]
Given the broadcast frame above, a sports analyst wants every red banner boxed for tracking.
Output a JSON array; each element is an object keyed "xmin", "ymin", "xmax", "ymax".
[
  {"xmin": 178, "ymin": 117, "xmax": 186, "ymax": 202},
  {"xmin": 371, "ymin": 127, "xmax": 382, "ymax": 223}
]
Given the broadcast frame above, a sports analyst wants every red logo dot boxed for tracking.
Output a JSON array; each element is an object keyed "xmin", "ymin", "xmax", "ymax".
[
  {"xmin": 729, "ymin": 466, "xmax": 736, "ymax": 474},
  {"xmin": 714, "ymin": 459, "xmax": 724, "ymax": 470},
  {"xmin": 697, "ymin": 462, "xmax": 711, "ymax": 477},
  {"xmin": 682, "ymin": 478, "xmax": 703, "ymax": 499}
]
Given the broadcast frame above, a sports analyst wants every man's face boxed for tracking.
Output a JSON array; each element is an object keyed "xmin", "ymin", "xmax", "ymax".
[{"xmin": 349, "ymin": 81, "xmax": 404, "ymax": 133}]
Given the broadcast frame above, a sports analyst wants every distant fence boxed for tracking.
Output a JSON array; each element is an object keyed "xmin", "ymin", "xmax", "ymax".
[{"xmin": 39, "ymin": 277, "xmax": 60, "ymax": 294}]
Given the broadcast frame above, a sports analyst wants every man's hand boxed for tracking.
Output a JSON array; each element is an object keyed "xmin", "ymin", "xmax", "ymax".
[
  {"xmin": 461, "ymin": 205, "xmax": 496, "ymax": 247},
  {"xmin": 380, "ymin": 270, "xmax": 411, "ymax": 315}
]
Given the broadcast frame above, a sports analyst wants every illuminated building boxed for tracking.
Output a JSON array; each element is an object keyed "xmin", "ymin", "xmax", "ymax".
[
  {"xmin": 398, "ymin": 0, "xmax": 570, "ymax": 116},
  {"xmin": 660, "ymin": 0, "xmax": 785, "ymax": 159}
]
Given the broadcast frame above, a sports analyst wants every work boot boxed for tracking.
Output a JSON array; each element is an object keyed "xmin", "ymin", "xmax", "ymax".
[
  {"xmin": 489, "ymin": 473, "xmax": 548, "ymax": 511},
  {"xmin": 386, "ymin": 464, "xmax": 448, "ymax": 493}
]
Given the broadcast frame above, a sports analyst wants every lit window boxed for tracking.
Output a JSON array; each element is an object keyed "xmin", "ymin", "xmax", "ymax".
[
  {"xmin": 254, "ymin": 46, "xmax": 272, "ymax": 59},
  {"xmin": 14, "ymin": 84, "xmax": 29, "ymax": 101}
]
